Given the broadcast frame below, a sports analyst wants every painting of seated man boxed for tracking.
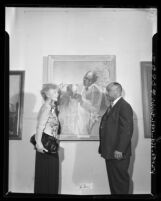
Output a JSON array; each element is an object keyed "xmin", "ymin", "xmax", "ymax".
[{"xmin": 58, "ymin": 70, "xmax": 110, "ymax": 139}]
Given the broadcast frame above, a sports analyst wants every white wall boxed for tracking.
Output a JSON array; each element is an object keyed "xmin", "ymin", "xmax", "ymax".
[{"xmin": 6, "ymin": 7, "xmax": 156, "ymax": 194}]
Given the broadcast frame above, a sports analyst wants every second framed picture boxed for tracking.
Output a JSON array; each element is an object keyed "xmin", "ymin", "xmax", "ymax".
[{"xmin": 9, "ymin": 71, "xmax": 25, "ymax": 140}]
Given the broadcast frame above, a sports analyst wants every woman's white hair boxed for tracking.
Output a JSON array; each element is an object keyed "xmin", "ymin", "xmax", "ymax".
[{"xmin": 40, "ymin": 83, "xmax": 59, "ymax": 100}]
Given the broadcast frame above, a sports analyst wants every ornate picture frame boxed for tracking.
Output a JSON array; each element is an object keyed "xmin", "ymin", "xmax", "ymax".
[{"xmin": 43, "ymin": 55, "xmax": 116, "ymax": 140}]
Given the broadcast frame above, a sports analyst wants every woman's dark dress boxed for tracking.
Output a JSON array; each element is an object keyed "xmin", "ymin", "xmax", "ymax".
[
  {"xmin": 34, "ymin": 151, "xmax": 59, "ymax": 194},
  {"xmin": 34, "ymin": 102, "xmax": 59, "ymax": 194}
]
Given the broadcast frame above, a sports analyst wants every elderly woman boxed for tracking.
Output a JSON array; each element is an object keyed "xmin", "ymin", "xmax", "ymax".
[{"xmin": 34, "ymin": 83, "xmax": 60, "ymax": 194}]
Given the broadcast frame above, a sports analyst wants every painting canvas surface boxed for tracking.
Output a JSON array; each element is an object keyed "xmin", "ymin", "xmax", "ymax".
[{"xmin": 43, "ymin": 55, "xmax": 116, "ymax": 140}]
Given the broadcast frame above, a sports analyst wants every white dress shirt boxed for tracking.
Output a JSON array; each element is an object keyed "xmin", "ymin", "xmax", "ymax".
[{"xmin": 111, "ymin": 96, "xmax": 122, "ymax": 107}]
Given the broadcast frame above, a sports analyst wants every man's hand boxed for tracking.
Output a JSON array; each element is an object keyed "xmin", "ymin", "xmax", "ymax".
[{"xmin": 114, "ymin": 150, "xmax": 123, "ymax": 160}]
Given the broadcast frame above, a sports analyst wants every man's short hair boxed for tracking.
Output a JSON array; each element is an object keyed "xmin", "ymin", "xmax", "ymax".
[{"xmin": 106, "ymin": 82, "xmax": 122, "ymax": 93}]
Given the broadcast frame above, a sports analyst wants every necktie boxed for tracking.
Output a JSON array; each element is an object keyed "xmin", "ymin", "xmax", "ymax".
[{"xmin": 107, "ymin": 104, "xmax": 112, "ymax": 114}]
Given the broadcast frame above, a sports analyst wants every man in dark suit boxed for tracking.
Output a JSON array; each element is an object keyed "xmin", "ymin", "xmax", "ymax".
[{"xmin": 99, "ymin": 82, "xmax": 133, "ymax": 194}]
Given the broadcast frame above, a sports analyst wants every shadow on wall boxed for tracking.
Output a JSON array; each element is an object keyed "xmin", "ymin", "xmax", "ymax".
[
  {"xmin": 58, "ymin": 146, "xmax": 64, "ymax": 194},
  {"xmin": 122, "ymin": 89, "xmax": 139, "ymax": 194},
  {"xmin": 128, "ymin": 111, "xmax": 139, "ymax": 194},
  {"xmin": 23, "ymin": 93, "xmax": 38, "ymax": 119},
  {"xmin": 22, "ymin": 93, "xmax": 38, "ymax": 191},
  {"xmin": 9, "ymin": 92, "xmax": 39, "ymax": 193}
]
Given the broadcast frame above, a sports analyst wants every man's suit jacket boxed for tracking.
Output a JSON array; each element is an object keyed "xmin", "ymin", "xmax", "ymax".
[{"xmin": 99, "ymin": 97, "xmax": 133, "ymax": 159}]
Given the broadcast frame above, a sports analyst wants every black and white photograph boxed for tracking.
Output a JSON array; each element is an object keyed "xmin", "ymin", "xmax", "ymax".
[{"xmin": 5, "ymin": 7, "xmax": 157, "ymax": 196}]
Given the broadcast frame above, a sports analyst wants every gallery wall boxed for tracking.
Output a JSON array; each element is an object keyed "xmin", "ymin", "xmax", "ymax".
[{"xmin": 6, "ymin": 7, "xmax": 156, "ymax": 194}]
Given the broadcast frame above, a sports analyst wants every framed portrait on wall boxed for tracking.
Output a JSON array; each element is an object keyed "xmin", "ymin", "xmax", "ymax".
[
  {"xmin": 9, "ymin": 71, "xmax": 25, "ymax": 140},
  {"xmin": 43, "ymin": 55, "xmax": 116, "ymax": 140}
]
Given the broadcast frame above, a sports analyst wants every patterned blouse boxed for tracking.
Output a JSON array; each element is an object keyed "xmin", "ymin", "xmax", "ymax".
[{"xmin": 36, "ymin": 102, "xmax": 59, "ymax": 137}]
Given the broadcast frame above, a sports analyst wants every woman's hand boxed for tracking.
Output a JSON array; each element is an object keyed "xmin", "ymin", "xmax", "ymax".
[
  {"xmin": 36, "ymin": 143, "xmax": 48, "ymax": 153},
  {"xmin": 114, "ymin": 150, "xmax": 123, "ymax": 160}
]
